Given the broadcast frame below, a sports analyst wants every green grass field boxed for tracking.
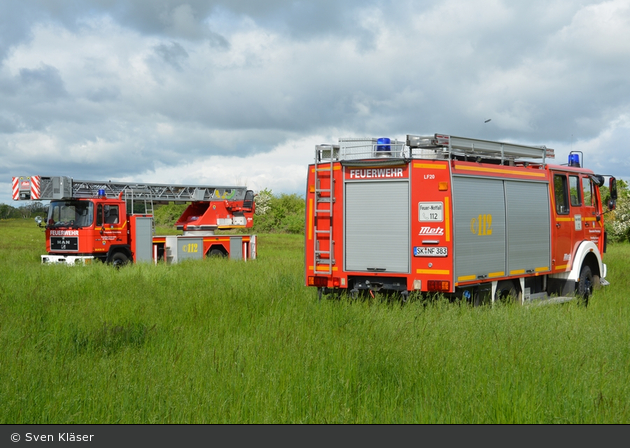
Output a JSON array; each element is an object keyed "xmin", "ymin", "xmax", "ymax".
[{"xmin": 1, "ymin": 219, "xmax": 629, "ymax": 423}]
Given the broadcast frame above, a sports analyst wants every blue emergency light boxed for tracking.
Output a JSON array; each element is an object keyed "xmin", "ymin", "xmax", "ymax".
[
  {"xmin": 568, "ymin": 153, "xmax": 581, "ymax": 167},
  {"xmin": 376, "ymin": 137, "xmax": 391, "ymax": 153},
  {"xmin": 98, "ymin": 189, "xmax": 106, "ymax": 197}
]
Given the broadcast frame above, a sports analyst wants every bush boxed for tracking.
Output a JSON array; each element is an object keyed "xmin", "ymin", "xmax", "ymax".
[
  {"xmin": 153, "ymin": 203, "xmax": 189, "ymax": 227},
  {"xmin": 253, "ymin": 191, "xmax": 305, "ymax": 234},
  {"xmin": 604, "ymin": 179, "xmax": 630, "ymax": 243}
]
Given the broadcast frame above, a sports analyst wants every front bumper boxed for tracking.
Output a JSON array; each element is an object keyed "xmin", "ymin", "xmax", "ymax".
[{"xmin": 41, "ymin": 255, "xmax": 95, "ymax": 265}]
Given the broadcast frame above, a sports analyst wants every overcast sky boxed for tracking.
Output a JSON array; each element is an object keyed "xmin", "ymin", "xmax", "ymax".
[{"xmin": 2, "ymin": 0, "xmax": 630, "ymax": 205}]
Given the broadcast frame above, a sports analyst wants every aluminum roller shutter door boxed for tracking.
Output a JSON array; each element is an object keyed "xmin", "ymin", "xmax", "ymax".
[
  {"xmin": 504, "ymin": 181, "xmax": 551, "ymax": 273},
  {"xmin": 452, "ymin": 177, "xmax": 506, "ymax": 280},
  {"xmin": 345, "ymin": 181, "xmax": 409, "ymax": 273}
]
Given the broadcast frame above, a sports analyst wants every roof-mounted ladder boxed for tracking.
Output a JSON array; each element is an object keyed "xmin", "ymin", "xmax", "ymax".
[{"xmin": 407, "ymin": 134, "xmax": 555, "ymax": 164}]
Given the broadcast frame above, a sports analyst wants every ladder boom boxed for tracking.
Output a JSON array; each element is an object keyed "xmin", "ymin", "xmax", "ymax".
[{"xmin": 16, "ymin": 176, "xmax": 249, "ymax": 202}]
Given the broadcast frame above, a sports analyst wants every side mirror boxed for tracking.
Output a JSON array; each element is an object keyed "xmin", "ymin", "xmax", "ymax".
[
  {"xmin": 608, "ymin": 177, "xmax": 617, "ymax": 211},
  {"xmin": 34, "ymin": 216, "xmax": 43, "ymax": 227},
  {"xmin": 609, "ymin": 177, "xmax": 618, "ymax": 200}
]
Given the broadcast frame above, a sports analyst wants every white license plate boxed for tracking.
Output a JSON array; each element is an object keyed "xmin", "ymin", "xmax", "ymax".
[{"xmin": 414, "ymin": 246, "xmax": 448, "ymax": 257}]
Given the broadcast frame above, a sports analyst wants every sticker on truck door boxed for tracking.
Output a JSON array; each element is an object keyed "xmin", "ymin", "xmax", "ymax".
[{"xmin": 419, "ymin": 202, "xmax": 444, "ymax": 222}]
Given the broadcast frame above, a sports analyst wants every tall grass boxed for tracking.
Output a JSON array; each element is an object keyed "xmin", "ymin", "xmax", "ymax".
[{"xmin": 1, "ymin": 219, "xmax": 629, "ymax": 423}]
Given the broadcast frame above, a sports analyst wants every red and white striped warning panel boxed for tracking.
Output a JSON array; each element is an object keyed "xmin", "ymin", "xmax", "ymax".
[
  {"xmin": 30, "ymin": 175, "xmax": 41, "ymax": 200},
  {"xmin": 11, "ymin": 176, "xmax": 41, "ymax": 200},
  {"xmin": 11, "ymin": 177, "xmax": 20, "ymax": 200}
]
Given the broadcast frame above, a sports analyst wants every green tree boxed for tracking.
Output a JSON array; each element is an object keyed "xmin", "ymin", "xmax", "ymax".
[
  {"xmin": 16, "ymin": 201, "xmax": 45, "ymax": 219},
  {"xmin": 254, "ymin": 188, "xmax": 272, "ymax": 216},
  {"xmin": 0, "ymin": 203, "xmax": 18, "ymax": 219},
  {"xmin": 253, "ymin": 190, "xmax": 305, "ymax": 234}
]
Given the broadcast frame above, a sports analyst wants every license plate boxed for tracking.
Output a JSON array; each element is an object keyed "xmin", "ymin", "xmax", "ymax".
[
  {"xmin": 50, "ymin": 237, "xmax": 79, "ymax": 251},
  {"xmin": 414, "ymin": 246, "xmax": 448, "ymax": 257}
]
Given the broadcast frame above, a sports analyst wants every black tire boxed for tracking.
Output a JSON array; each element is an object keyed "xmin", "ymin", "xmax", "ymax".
[
  {"xmin": 576, "ymin": 264, "xmax": 594, "ymax": 305},
  {"xmin": 207, "ymin": 249, "xmax": 226, "ymax": 258},
  {"xmin": 495, "ymin": 280, "xmax": 520, "ymax": 304},
  {"xmin": 111, "ymin": 252, "xmax": 129, "ymax": 268},
  {"xmin": 473, "ymin": 289, "xmax": 492, "ymax": 307}
]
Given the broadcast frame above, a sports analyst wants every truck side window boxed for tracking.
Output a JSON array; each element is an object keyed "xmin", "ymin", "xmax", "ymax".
[
  {"xmin": 554, "ymin": 174, "xmax": 569, "ymax": 215},
  {"xmin": 582, "ymin": 177, "xmax": 593, "ymax": 206},
  {"xmin": 96, "ymin": 204, "xmax": 103, "ymax": 226},
  {"xmin": 243, "ymin": 190, "xmax": 254, "ymax": 210},
  {"xmin": 569, "ymin": 175, "xmax": 581, "ymax": 206},
  {"xmin": 104, "ymin": 205, "xmax": 119, "ymax": 224}
]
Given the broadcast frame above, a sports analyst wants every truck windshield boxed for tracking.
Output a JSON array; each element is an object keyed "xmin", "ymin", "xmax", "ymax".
[{"xmin": 47, "ymin": 200, "xmax": 94, "ymax": 229}]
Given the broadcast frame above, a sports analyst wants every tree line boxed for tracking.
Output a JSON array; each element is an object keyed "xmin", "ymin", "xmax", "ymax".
[
  {"xmin": 0, "ymin": 201, "xmax": 46, "ymax": 220},
  {"xmin": 3, "ymin": 183, "xmax": 629, "ymax": 241},
  {"xmin": 1, "ymin": 189, "xmax": 306, "ymax": 234}
]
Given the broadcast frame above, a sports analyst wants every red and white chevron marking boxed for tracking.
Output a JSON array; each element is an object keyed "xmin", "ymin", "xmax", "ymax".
[
  {"xmin": 11, "ymin": 177, "xmax": 19, "ymax": 200},
  {"xmin": 31, "ymin": 175, "xmax": 41, "ymax": 200}
]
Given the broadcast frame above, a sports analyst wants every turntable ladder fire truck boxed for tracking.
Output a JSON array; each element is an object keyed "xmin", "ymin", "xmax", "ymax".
[
  {"xmin": 12, "ymin": 175, "xmax": 256, "ymax": 265},
  {"xmin": 305, "ymin": 134, "xmax": 618, "ymax": 304}
]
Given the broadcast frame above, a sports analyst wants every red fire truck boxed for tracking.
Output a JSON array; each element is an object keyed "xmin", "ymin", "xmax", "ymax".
[
  {"xmin": 305, "ymin": 134, "xmax": 618, "ymax": 304},
  {"xmin": 12, "ymin": 176, "xmax": 256, "ymax": 265}
]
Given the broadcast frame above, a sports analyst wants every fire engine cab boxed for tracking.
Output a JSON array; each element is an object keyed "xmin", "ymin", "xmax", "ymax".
[
  {"xmin": 305, "ymin": 134, "xmax": 617, "ymax": 304},
  {"xmin": 12, "ymin": 176, "xmax": 256, "ymax": 265}
]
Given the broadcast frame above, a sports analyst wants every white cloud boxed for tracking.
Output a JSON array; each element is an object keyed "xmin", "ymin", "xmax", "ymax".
[
  {"xmin": 1, "ymin": 0, "xmax": 630, "ymax": 207},
  {"xmin": 560, "ymin": 114, "xmax": 630, "ymax": 176},
  {"xmin": 554, "ymin": 1, "xmax": 630, "ymax": 61},
  {"xmin": 116, "ymin": 133, "xmax": 322, "ymax": 195}
]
